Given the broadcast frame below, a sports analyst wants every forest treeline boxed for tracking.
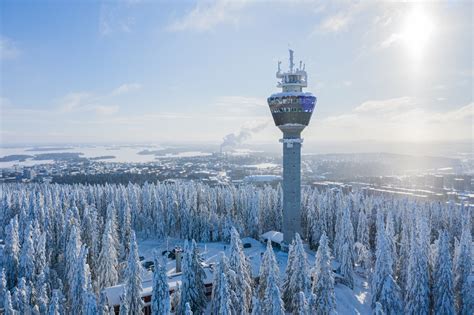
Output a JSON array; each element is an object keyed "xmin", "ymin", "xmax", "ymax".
[{"xmin": 0, "ymin": 182, "xmax": 472, "ymax": 314}]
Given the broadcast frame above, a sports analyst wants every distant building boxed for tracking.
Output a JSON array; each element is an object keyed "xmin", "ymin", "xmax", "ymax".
[
  {"xmin": 105, "ymin": 263, "xmax": 214, "ymax": 315},
  {"xmin": 23, "ymin": 168, "xmax": 35, "ymax": 180},
  {"xmin": 243, "ymin": 175, "xmax": 282, "ymax": 186},
  {"xmin": 453, "ymin": 178, "xmax": 466, "ymax": 191},
  {"xmin": 313, "ymin": 181, "xmax": 352, "ymax": 194},
  {"xmin": 260, "ymin": 230, "xmax": 284, "ymax": 249}
]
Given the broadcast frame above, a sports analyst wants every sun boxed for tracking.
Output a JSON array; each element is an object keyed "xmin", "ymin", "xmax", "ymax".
[{"xmin": 400, "ymin": 6, "xmax": 435, "ymax": 60}]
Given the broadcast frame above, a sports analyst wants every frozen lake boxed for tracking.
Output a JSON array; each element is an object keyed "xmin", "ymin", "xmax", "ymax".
[{"xmin": 0, "ymin": 145, "xmax": 212, "ymax": 168}]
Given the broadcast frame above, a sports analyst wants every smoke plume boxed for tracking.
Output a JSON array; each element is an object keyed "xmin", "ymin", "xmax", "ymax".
[{"xmin": 220, "ymin": 122, "xmax": 268, "ymax": 152}]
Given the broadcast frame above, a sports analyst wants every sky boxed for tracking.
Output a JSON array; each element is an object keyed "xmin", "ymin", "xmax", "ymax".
[{"xmin": 0, "ymin": 0, "xmax": 472, "ymax": 148}]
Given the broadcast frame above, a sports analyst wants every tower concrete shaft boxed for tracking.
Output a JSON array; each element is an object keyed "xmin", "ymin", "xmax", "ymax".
[
  {"xmin": 267, "ymin": 50, "xmax": 317, "ymax": 245},
  {"xmin": 281, "ymin": 133, "xmax": 302, "ymax": 243}
]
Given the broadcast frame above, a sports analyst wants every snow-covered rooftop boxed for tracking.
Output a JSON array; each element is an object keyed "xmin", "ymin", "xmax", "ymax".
[
  {"xmin": 260, "ymin": 230, "xmax": 284, "ymax": 244},
  {"xmin": 243, "ymin": 175, "xmax": 282, "ymax": 183}
]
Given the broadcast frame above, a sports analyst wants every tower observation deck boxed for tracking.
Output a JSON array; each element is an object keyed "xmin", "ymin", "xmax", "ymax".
[{"xmin": 267, "ymin": 50, "xmax": 317, "ymax": 245}]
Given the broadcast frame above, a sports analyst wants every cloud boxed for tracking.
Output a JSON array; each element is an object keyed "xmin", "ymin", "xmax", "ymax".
[
  {"xmin": 428, "ymin": 103, "xmax": 473, "ymax": 123},
  {"xmin": 59, "ymin": 93, "xmax": 91, "ymax": 112},
  {"xmin": 212, "ymin": 96, "xmax": 268, "ymax": 117},
  {"xmin": 58, "ymin": 83, "xmax": 139, "ymax": 115},
  {"xmin": 94, "ymin": 105, "xmax": 120, "ymax": 115},
  {"xmin": 313, "ymin": 97, "xmax": 473, "ymax": 142},
  {"xmin": 99, "ymin": 2, "xmax": 138, "ymax": 36},
  {"xmin": 353, "ymin": 97, "xmax": 415, "ymax": 113},
  {"xmin": 110, "ymin": 83, "xmax": 142, "ymax": 96},
  {"xmin": 313, "ymin": 1, "xmax": 370, "ymax": 35},
  {"xmin": 377, "ymin": 33, "xmax": 403, "ymax": 49},
  {"xmin": 0, "ymin": 36, "xmax": 20, "ymax": 60},
  {"xmin": 318, "ymin": 13, "xmax": 351, "ymax": 33},
  {"xmin": 168, "ymin": 0, "xmax": 249, "ymax": 32},
  {"xmin": 215, "ymin": 96, "xmax": 266, "ymax": 108}
]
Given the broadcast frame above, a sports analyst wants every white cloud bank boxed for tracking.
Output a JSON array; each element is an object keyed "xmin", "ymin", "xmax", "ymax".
[
  {"xmin": 167, "ymin": 0, "xmax": 249, "ymax": 32},
  {"xmin": 309, "ymin": 97, "xmax": 473, "ymax": 142},
  {"xmin": 111, "ymin": 83, "xmax": 142, "ymax": 96},
  {"xmin": 1, "ymin": 93, "xmax": 472, "ymax": 145}
]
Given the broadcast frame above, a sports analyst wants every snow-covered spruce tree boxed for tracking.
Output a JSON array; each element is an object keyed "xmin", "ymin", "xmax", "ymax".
[
  {"xmin": 356, "ymin": 208, "xmax": 369, "ymax": 246},
  {"xmin": 65, "ymin": 221, "xmax": 82, "ymax": 303},
  {"xmin": 124, "ymin": 231, "xmax": 144, "ymax": 315},
  {"xmin": 119, "ymin": 287, "xmax": 129, "ymax": 315},
  {"xmin": 48, "ymin": 290, "xmax": 61, "ymax": 315},
  {"xmin": 228, "ymin": 227, "xmax": 252, "ymax": 314},
  {"xmin": 171, "ymin": 283, "xmax": 181, "ymax": 313},
  {"xmin": 36, "ymin": 282, "xmax": 49, "ymax": 314},
  {"xmin": 374, "ymin": 302, "xmax": 385, "ymax": 315},
  {"xmin": 152, "ymin": 253, "xmax": 170, "ymax": 315},
  {"xmin": 307, "ymin": 292, "xmax": 318, "ymax": 314},
  {"xmin": 4, "ymin": 291, "xmax": 15, "ymax": 315},
  {"xmin": 98, "ymin": 290, "xmax": 110, "ymax": 315},
  {"xmin": 312, "ymin": 233, "xmax": 337, "ymax": 315},
  {"xmin": 296, "ymin": 291, "xmax": 308, "ymax": 315},
  {"xmin": 12, "ymin": 277, "xmax": 30, "ymax": 314},
  {"xmin": 396, "ymin": 220, "xmax": 410, "ymax": 299},
  {"xmin": 81, "ymin": 205, "xmax": 100, "ymax": 285},
  {"xmin": 333, "ymin": 206, "xmax": 344, "ymax": 261},
  {"xmin": 19, "ymin": 222, "xmax": 35, "ymax": 284},
  {"xmin": 263, "ymin": 267, "xmax": 285, "ymax": 315},
  {"xmin": 71, "ymin": 245, "xmax": 89, "ymax": 315},
  {"xmin": 97, "ymin": 218, "xmax": 119, "ymax": 290},
  {"xmin": 0, "ymin": 268, "xmax": 6, "ymax": 309},
  {"xmin": 385, "ymin": 213, "xmax": 397, "ymax": 271},
  {"xmin": 283, "ymin": 233, "xmax": 311, "ymax": 312},
  {"xmin": 282, "ymin": 239, "xmax": 295, "ymax": 302},
  {"xmin": 180, "ymin": 240, "xmax": 206, "ymax": 315},
  {"xmin": 211, "ymin": 271, "xmax": 231, "ymax": 315},
  {"xmin": 3, "ymin": 216, "xmax": 20, "ymax": 289},
  {"xmin": 454, "ymin": 209, "xmax": 473, "ymax": 315},
  {"xmin": 355, "ymin": 207, "xmax": 371, "ymax": 272},
  {"xmin": 185, "ymin": 302, "xmax": 193, "ymax": 315},
  {"xmin": 119, "ymin": 204, "xmax": 132, "ymax": 262},
  {"xmin": 338, "ymin": 209, "xmax": 355, "ymax": 288},
  {"xmin": 433, "ymin": 230, "xmax": 455, "ymax": 315},
  {"xmin": 306, "ymin": 196, "xmax": 320, "ymax": 249},
  {"xmin": 211, "ymin": 253, "xmax": 233, "ymax": 315},
  {"xmin": 370, "ymin": 214, "xmax": 402, "ymax": 315},
  {"xmin": 83, "ymin": 281, "xmax": 98, "ymax": 315},
  {"xmin": 405, "ymin": 220, "xmax": 430, "ymax": 315},
  {"xmin": 250, "ymin": 296, "xmax": 262, "ymax": 315},
  {"xmin": 105, "ymin": 203, "xmax": 119, "ymax": 250},
  {"xmin": 34, "ymin": 231, "xmax": 47, "ymax": 280},
  {"xmin": 258, "ymin": 240, "xmax": 279, "ymax": 300},
  {"xmin": 339, "ymin": 241, "xmax": 355, "ymax": 289}
]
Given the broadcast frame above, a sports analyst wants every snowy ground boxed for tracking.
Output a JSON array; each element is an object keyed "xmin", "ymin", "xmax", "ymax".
[{"xmin": 136, "ymin": 237, "xmax": 372, "ymax": 315}]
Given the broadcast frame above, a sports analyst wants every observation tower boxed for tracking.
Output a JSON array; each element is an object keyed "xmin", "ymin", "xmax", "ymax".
[{"xmin": 267, "ymin": 50, "xmax": 317, "ymax": 245}]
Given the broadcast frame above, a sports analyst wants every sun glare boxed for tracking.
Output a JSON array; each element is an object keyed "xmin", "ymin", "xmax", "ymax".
[{"xmin": 400, "ymin": 6, "xmax": 435, "ymax": 60}]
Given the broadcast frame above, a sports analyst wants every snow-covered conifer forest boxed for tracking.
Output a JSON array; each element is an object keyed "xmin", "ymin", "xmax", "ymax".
[{"xmin": 0, "ymin": 182, "xmax": 472, "ymax": 314}]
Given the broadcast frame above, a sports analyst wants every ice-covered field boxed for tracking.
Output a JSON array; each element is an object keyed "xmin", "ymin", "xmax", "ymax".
[{"xmin": 136, "ymin": 237, "xmax": 371, "ymax": 315}]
